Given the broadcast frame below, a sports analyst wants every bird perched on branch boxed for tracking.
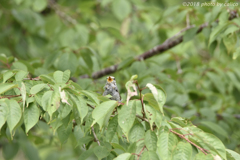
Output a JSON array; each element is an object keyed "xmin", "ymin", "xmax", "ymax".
[{"xmin": 103, "ymin": 76, "xmax": 121, "ymax": 102}]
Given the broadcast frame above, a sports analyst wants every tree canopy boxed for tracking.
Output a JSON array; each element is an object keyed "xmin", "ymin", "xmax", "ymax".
[{"xmin": 0, "ymin": 0, "xmax": 240, "ymax": 160}]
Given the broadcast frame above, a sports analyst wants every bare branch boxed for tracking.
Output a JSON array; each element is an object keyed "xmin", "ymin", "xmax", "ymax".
[{"xmin": 91, "ymin": 126, "xmax": 100, "ymax": 146}]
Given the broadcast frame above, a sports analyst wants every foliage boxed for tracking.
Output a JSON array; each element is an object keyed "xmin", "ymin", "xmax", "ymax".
[{"xmin": 0, "ymin": 0, "xmax": 240, "ymax": 160}]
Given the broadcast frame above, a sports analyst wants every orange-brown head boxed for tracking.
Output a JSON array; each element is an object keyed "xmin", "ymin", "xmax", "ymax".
[{"xmin": 107, "ymin": 76, "xmax": 115, "ymax": 83}]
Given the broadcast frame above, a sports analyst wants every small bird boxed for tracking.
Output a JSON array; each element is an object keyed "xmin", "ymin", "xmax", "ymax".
[{"xmin": 103, "ymin": 76, "xmax": 121, "ymax": 102}]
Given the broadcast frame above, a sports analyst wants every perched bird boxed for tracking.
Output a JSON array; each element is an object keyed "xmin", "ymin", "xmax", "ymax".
[{"xmin": 103, "ymin": 76, "xmax": 121, "ymax": 102}]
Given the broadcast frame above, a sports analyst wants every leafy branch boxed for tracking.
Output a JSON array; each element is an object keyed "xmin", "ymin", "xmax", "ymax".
[{"xmin": 80, "ymin": 10, "xmax": 238, "ymax": 79}]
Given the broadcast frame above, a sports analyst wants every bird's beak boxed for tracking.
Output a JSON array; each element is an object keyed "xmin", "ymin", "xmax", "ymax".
[{"xmin": 107, "ymin": 76, "xmax": 113, "ymax": 82}]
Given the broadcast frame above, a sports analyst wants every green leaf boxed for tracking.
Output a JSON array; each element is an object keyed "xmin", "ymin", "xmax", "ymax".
[
  {"xmin": 70, "ymin": 95, "xmax": 88, "ymax": 124},
  {"xmin": 146, "ymin": 83, "xmax": 166, "ymax": 114},
  {"xmin": 172, "ymin": 141, "xmax": 192, "ymax": 160},
  {"xmin": 91, "ymin": 100, "xmax": 118, "ymax": 129},
  {"xmin": 53, "ymin": 70, "xmax": 70, "ymax": 84},
  {"xmin": 206, "ymin": 72, "xmax": 225, "ymax": 94},
  {"xmin": 81, "ymin": 90, "xmax": 100, "ymax": 105},
  {"xmin": 112, "ymin": 0, "xmax": 131, "ymax": 21},
  {"xmin": 21, "ymin": 82, "xmax": 26, "ymax": 110},
  {"xmin": 57, "ymin": 53, "xmax": 78, "ymax": 74},
  {"xmin": 0, "ymin": 101, "xmax": 8, "ymax": 131},
  {"xmin": 144, "ymin": 104, "xmax": 156, "ymax": 130},
  {"xmin": 15, "ymin": 70, "xmax": 28, "ymax": 81},
  {"xmin": 94, "ymin": 146, "xmax": 110, "ymax": 160},
  {"xmin": 223, "ymin": 33, "xmax": 237, "ymax": 54},
  {"xmin": 12, "ymin": 61, "xmax": 28, "ymax": 71},
  {"xmin": 200, "ymin": 121, "xmax": 228, "ymax": 138},
  {"xmin": 41, "ymin": 90, "xmax": 53, "ymax": 111},
  {"xmin": 48, "ymin": 90, "xmax": 61, "ymax": 120},
  {"xmin": 118, "ymin": 57, "xmax": 135, "ymax": 70},
  {"xmin": 183, "ymin": 27, "xmax": 199, "ymax": 43},
  {"xmin": 226, "ymin": 149, "xmax": 240, "ymax": 160},
  {"xmin": 209, "ymin": 22, "xmax": 229, "ymax": 46},
  {"xmin": 145, "ymin": 130, "xmax": 157, "ymax": 151},
  {"xmin": 24, "ymin": 103, "xmax": 39, "ymax": 133},
  {"xmin": 118, "ymin": 100, "xmax": 136, "ymax": 140},
  {"xmin": 193, "ymin": 132, "xmax": 226, "ymax": 159},
  {"xmin": 30, "ymin": 84, "xmax": 47, "ymax": 94},
  {"xmin": 106, "ymin": 115, "xmax": 118, "ymax": 142},
  {"xmin": 32, "ymin": 0, "xmax": 47, "ymax": 12},
  {"xmin": 113, "ymin": 153, "xmax": 132, "ymax": 160},
  {"xmin": 171, "ymin": 117, "xmax": 187, "ymax": 127},
  {"xmin": 3, "ymin": 71, "xmax": 15, "ymax": 83},
  {"xmin": 78, "ymin": 147, "xmax": 95, "ymax": 160},
  {"xmin": 129, "ymin": 123, "xmax": 145, "ymax": 143},
  {"xmin": 0, "ymin": 83, "xmax": 18, "ymax": 94},
  {"xmin": 194, "ymin": 152, "xmax": 214, "ymax": 160},
  {"xmin": 111, "ymin": 143, "xmax": 126, "ymax": 151},
  {"xmin": 233, "ymin": 47, "xmax": 240, "ymax": 60},
  {"xmin": 39, "ymin": 74, "xmax": 55, "ymax": 84},
  {"xmin": 157, "ymin": 131, "xmax": 178, "ymax": 160},
  {"xmin": 141, "ymin": 151, "xmax": 159, "ymax": 160},
  {"xmin": 57, "ymin": 122, "xmax": 72, "ymax": 144},
  {"xmin": 125, "ymin": 75, "xmax": 138, "ymax": 105},
  {"xmin": 6, "ymin": 99, "xmax": 22, "ymax": 136}
]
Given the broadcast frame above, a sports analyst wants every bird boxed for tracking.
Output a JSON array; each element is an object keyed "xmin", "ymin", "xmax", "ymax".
[{"xmin": 103, "ymin": 76, "xmax": 121, "ymax": 102}]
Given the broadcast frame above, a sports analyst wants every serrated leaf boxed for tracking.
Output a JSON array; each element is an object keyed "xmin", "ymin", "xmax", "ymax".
[
  {"xmin": 48, "ymin": 90, "xmax": 61, "ymax": 120},
  {"xmin": 53, "ymin": 70, "xmax": 70, "ymax": 84},
  {"xmin": 194, "ymin": 152, "xmax": 214, "ymax": 160},
  {"xmin": 81, "ymin": 90, "xmax": 99, "ymax": 105},
  {"xmin": 91, "ymin": 100, "xmax": 117, "ymax": 129},
  {"xmin": 24, "ymin": 103, "xmax": 39, "ymax": 133},
  {"xmin": 146, "ymin": 83, "xmax": 166, "ymax": 114},
  {"xmin": 30, "ymin": 84, "xmax": 47, "ymax": 95},
  {"xmin": 129, "ymin": 123, "xmax": 145, "ymax": 143},
  {"xmin": 209, "ymin": 22, "xmax": 229, "ymax": 46},
  {"xmin": 157, "ymin": 131, "xmax": 178, "ymax": 160},
  {"xmin": 145, "ymin": 130, "xmax": 157, "ymax": 151},
  {"xmin": 226, "ymin": 149, "xmax": 240, "ymax": 160},
  {"xmin": 113, "ymin": 153, "xmax": 132, "ymax": 160},
  {"xmin": 41, "ymin": 91, "xmax": 53, "ymax": 111},
  {"xmin": 39, "ymin": 74, "xmax": 55, "ymax": 84},
  {"xmin": 118, "ymin": 100, "xmax": 136, "ymax": 140},
  {"xmin": 70, "ymin": 94, "xmax": 88, "ymax": 124},
  {"xmin": 6, "ymin": 99, "xmax": 22, "ymax": 137},
  {"xmin": 141, "ymin": 151, "xmax": 159, "ymax": 160},
  {"xmin": 15, "ymin": 70, "xmax": 28, "ymax": 81},
  {"xmin": 172, "ymin": 141, "xmax": 192, "ymax": 160},
  {"xmin": 171, "ymin": 117, "xmax": 187, "ymax": 127},
  {"xmin": 94, "ymin": 146, "xmax": 110, "ymax": 160},
  {"xmin": 3, "ymin": 71, "xmax": 15, "ymax": 83},
  {"xmin": 200, "ymin": 121, "xmax": 228, "ymax": 138},
  {"xmin": 57, "ymin": 122, "xmax": 72, "ymax": 144},
  {"xmin": 0, "ymin": 101, "xmax": 8, "ymax": 131},
  {"xmin": 144, "ymin": 104, "xmax": 156, "ymax": 130},
  {"xmin": 112, "ymin": 0, "xmax": 131, "ymax": 21},
  {"xmin": 0, "ymin": 83, "xmax": 18, "ymax": 94},
  {"xmin": 106, "ymin": 115, "xmax": 118, "ymax": 142}
]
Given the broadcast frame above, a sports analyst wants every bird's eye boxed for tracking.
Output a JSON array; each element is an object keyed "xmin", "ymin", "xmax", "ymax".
[{"xmin": 113, "ymin": 78, "xmax": 115, "ymax": 80}]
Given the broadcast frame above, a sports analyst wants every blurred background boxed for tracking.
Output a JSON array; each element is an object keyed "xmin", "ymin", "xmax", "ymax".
[{"xmin": 0, "ymin": 0, "xmax": 240, "ymax": 159}]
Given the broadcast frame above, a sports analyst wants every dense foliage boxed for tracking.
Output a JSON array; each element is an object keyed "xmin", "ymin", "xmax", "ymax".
[{"xmin": 0, "ymin": 0, "xmax": 240, "ymax": 159}]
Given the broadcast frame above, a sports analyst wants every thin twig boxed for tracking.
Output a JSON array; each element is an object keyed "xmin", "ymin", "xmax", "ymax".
[
  {"xmin": 170, "ymin": 129, "xmax": 209, "ymax": 155},
  {"xmin": 47, "ymin": 84, "xmax": 54, "ymax": 91},
  {"xmin": 136, "ymin": 114, "xmax": 149, "ymax": 123},
  {"xmin": 134, "ymin": 81, "xmax": 145, "ymax": 118},
  {"xmin": 91, "ymin": 126, "xmax": 100, "ymax": 146},
  {"xmin": 87, "ymin": 104, "xmax": 95, "ymax": 109},
  {"xmin": 132, "ymin": 146, "xmax": 146, "ymax": 160}
]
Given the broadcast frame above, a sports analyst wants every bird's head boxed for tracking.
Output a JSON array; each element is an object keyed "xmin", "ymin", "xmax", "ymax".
[{"xmin": 107, "ymin": 76, "xmax": 115, "ymax": 83}]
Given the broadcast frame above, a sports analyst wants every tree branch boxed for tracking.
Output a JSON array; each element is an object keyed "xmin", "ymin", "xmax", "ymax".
[
  {"xmin": 91, "ymin": 126, "xmax": 100, "ymax": 146},
  {"xmin": 80, "ymin": 10, "xmax": 238, "ymax": 79}
]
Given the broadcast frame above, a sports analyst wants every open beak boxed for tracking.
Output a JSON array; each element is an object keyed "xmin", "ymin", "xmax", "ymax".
[{"xmin": 107, "ymin": 76, "xmax": 113, "ymax": 82}]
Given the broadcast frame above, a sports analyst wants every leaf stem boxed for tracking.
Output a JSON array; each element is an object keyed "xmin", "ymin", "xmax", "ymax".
[{"xmin": 134, "ymin": 80, "xmax": 145, "ymax": 118}]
